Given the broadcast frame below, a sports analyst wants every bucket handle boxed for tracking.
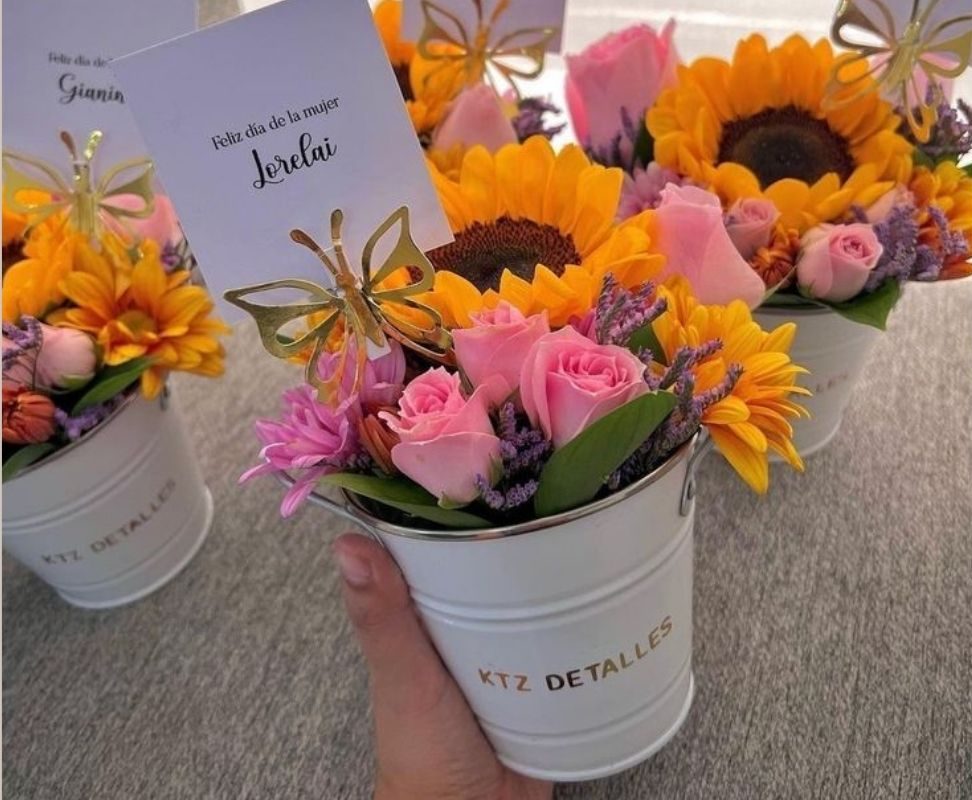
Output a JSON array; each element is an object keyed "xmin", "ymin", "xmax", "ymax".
[
  {"xmin": 680, "ymin": 431, "xmax": 713, "ymax": 517},
  {"xmin": 274, "ymin": 472, "xmax": 380, "ymax": 535}
]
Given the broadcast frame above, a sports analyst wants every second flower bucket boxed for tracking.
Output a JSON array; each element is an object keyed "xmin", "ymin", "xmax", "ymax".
[
  {"xmin": 2, "ymin": 388, "xmax": 213, "ymax": 609},
  {"xmin": 755, "ymin": 306, "xmax": 881, "ymax": 456},
  {"xmin": 300, "ymin": 436, "xmax": 703, "ymax": 782}
]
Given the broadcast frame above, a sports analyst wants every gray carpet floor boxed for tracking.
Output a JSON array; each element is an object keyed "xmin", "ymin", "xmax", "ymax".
[{"xmin": 4, "ymin": 279, "xmax": 972, "ymax": 799}]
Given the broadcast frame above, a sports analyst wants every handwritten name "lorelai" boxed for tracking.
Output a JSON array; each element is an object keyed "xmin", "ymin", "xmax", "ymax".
[{"xmin": 251, "ymin": 131, "xmax": 337, "ymax": 190}]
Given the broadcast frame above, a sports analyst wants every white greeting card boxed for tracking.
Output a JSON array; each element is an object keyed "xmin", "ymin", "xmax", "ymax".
[
  {"xmin": 2, "ymin": 0, "xmax": 197, "ymax": 166},
  {"xmin": 112, "ymin": 0, "xmax": 453, "ymax": 319},
  {"xmin": 401, "ymin": 0, "xmax": 567, "ymax": 53}
]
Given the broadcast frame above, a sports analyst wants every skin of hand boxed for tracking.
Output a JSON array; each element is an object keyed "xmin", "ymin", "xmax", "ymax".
[{"xmin": 334, "ymin": 532, "xmax": 554, "ymax": 800}]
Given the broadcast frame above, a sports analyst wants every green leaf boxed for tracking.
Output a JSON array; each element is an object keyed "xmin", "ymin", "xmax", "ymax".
[
  {"xmin": 72, "ymin": 357, "xmax": 154, "ymax": 414},
  {"xmin": 534, "ymin": 391, "xmax": 677, "ymax": 518},
  {"xmin": 2, "ymin": 443, "xmax": 56, "ymax": 483},
  {"xmin": 822, "ymin": 279, "xmax": 901, "ymax": 330},
  {"xmin": 630, "ymin": 121, "xmax": 654, "ymax": 171},
  {"xmin": 321, "ymin": 472, "xmax": 491, "ymax": 530},
  {"xmin": 760, "ymin": 290, "xmax": 823, "ymax": 309},
  {"xmin": 628, "ymin": 323, "xmax": 667, "ymax": 366},
  {"xmin": 58, "ymin": 374, "xmax": 96, "ymax": 392}
]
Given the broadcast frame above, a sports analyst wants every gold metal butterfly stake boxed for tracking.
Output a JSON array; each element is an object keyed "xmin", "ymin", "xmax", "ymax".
[
  {"xmin": 224, "ymin": 206, "xmax": 453, "ymax": 403},
  {"xmin": 2, "ymin": 130, "xmax": 155, "ymax": 237},
  {"xmin": 417, "ymin": 0, "xmax": 559, "ymax": 98},
  {"xmin": 827, "ymin": 0, "xmax": 972, "ymax": 141}
]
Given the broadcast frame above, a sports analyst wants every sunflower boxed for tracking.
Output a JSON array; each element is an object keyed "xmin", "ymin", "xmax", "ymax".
[
  {"xmin": 647, "ymin": 35, "xmax": 913, "ymax": 232},
  {"xmin": 49, "ymin": 234, "xmax": 229, "ymax": 399},
  {"xmin": 422, "ymin": 136, "xmax": 664, "ymax": 328},
  {"xmin": 652, "ymin": 277, "xmax": 808, "ymax": 492},
  {"xmin": 909, "ymin": 160, "xmax": 972, "ymax": 280},
  {"xmin": 373, "ymin": 0, "xmax": 466, "ymax": 140},
  {"xmin": 2, "ymin": 214, "xmax": 85, "ymax": 322}
]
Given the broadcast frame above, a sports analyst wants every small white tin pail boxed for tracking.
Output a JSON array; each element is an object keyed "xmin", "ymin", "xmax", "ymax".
[
  {"xmin": 2, "ymin": 388, "xmax": 213, "ymax": 609},
  {"xmin": 297, "ymin": 435, "xmax": 706, "ymax": 781},
  {"xmin": 754, "ymin": 306, "xmax": 881, "ymax": 457}
]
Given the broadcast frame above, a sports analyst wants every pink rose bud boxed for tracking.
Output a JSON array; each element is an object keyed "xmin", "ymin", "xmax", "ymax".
[
  {"xmin": 453, "ymin": 303, "xmax": 550, "ymax": 404},
  {"xmin": 565, "ymin": 21, "xmax": 679, "ymax": 159},
  {"xmin": 653, "ymin": 184, "xmax": 767, "ymax": 308},
  {"xmin": 380, "ymin": 369, "xmax": 501, "ymax": 505},
  {"xmin": 724, "ymin": 198, "xmax": 780, "ymax": 260},
  {"xmin": 796, "ymin": 224, "xmax": 884, "ymax": 303},
  {"xmin": 520, "ymin": 327, "xmax": 649, "ymax": 449},
  {"xmin": 432, "ymin": 84, "xmax": 518, "ymax": 153},
  {"xmin": 863, "ymin": 185, "xmax": 913, "ymax": 224},
  {"xmin": 104, "ymin": 194, "xmax": 183, "ymax": 248},
  {"xmin": 3, "ymin": 324, "xmax": 96, "ymax": 391}
]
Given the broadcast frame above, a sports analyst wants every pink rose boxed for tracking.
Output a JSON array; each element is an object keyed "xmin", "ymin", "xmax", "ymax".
[
  {"xmin": 104, "ymin": 194, "xmax": 183, "ymax": 247},
  {"xmin": 380, "ymin": 369, "xmax": 501, "ymax": 505},
  {"xmin": 724, "ymin": 198, "xmax": 779, "ymax": 260},
  {"xmin": 796, "ymin": 223, "xmax": 884, "ymax": 302},
  {"xmin": 863, "ymin": 185, "xmax": 913, "ymax": 224},
  {"xmin": 566, "ymin": 21, "xmax": 679, "ymax": 161},
  {"xmin": 3, "ymin": 323, "xmax": 96, "ymax": 391},
  {"xmin": 432, "ymin": 84, "xmax": 518, "ymax": 153},
  {"xmin": 653, "ymin": 185, "xmax": 767, "ymax": 308},
  {"xmin": 453, "ymin": 303, "xmax": 550, "ymax": 403},
  {"xmin": 520, "ymin": 327, "xmax": 648, "ymax": 449}
]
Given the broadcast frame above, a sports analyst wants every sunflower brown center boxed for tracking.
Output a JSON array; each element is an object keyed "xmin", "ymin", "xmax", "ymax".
[
  {"xmin": 428, "ymin": 217, "xmax": 582, "ymax": 292},
  {"xmin": 393, "ymin": 63, "xmax": 414, "ymax": 103},
  {"xmin": 718, "ymin": 105, "xmax": 854, "ymax": 186}
]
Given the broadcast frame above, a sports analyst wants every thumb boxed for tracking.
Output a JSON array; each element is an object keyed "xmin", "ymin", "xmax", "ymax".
[{"xmin": 333, "ymin": 532, "xmax": 450, "ymax": 716}]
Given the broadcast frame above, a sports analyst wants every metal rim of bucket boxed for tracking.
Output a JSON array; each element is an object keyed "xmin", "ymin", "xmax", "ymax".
[
  {"xmin": 5, "ymin": 387, "xmax": 156, "ymax": 483},
  {"xmin": 278, "ymin": 432, "xmax": 711, "ymax": 542}
]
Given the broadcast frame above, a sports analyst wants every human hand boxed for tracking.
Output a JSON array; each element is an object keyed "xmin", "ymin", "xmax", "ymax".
[{"xmin": 334, "ymin": 532, "xmax": 554, "ymax": 800}]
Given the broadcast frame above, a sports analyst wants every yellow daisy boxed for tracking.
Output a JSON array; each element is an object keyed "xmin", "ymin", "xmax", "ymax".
[
  {"xmin": 423, "ymin": 136, "xmax": 665, "ymax": 328},
  {"xmin": 652, "ymin": 277, "xmax": 809, "ymax": 492},
  {"xmin": 49, "ymin": 234, "xmax": 229, "ymax": 399},
  {"xmin": 373, "ymin": 0, "xmax": 466, "ymax": 140},
  {"xmin": 647, "ymin": 34, "xmax": 913, "ymax": 232},
  {"xmin": 3, "ymin": 214, "xmax": 84, "ymax": 322},
  {"xmin": 909, "ymin": 160, "xmax": 972, "ymax": 280}
]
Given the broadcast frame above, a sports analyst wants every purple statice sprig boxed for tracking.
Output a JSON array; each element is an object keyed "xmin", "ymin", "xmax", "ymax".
[
  {"xmin": 593, "ymin": 275, "xmax": 668, "ymax": 349},
  {"xmin": 54, "ymin": 395, "xmax": 125, "ymax": 442},
  {"xmin": 476, "ymin": 402, "xmax": 552, "ymax": 513},
  {"xmin": 909, "ymin": 91, "xmax": 972, "ymax": 163},
  {"xmin": 3, "ymin": 316, "xmax": 43, "ymax": 383},
  {"xmin": 512, "ymin": 95, "xmax": 566, "ymax": 142}
]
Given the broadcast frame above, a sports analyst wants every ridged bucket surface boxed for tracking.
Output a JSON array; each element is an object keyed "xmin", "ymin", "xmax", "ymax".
[
  {"xmin": 754, "ymin": 306, "xmax": 882, "ymax": 457},
  {"xmin": 345, "ymin": 440, "xmax": 698, "ymax": 782},
  {"xmin": 2, "ymin": 390, "xmax": 213, "ymax": 609}
]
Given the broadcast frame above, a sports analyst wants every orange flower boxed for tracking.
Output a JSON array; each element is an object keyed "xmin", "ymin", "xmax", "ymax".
[{"xmin": 2, "ymin": 385, "xmax": 56, "ymax": 445}]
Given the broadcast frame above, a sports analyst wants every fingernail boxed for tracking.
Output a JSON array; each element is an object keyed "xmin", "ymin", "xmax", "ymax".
[{"xmin": 335, "ymin": 547, "xmax": 372, "ymax": 589}]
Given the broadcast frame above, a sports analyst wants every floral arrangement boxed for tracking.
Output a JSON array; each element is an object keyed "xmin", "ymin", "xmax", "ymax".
[
  {"xmin": 244, "ymin": 137, "xmax": 808, "ymax": 526},
  {"xmin": 2, "ymin": 195, "xmax": 229, "ymax": 481},
  {"xmin": 564, "ymin": 25, "xmax": 972, "ymax": 327},
  {"xmin": 373, "ymin": 0, "xmax": 565, "ymax": 178}
]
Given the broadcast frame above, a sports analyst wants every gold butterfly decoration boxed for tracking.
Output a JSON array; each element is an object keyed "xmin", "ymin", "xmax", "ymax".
[
  {"xmin": 826, "ymin": 0, "xmax": 972, "ymax": 142},
  {"xmin": 2, "ymin": 130, "xmax": 155, "ymax": 237},
  {"xmin": 417, "ymin": 0, "xmax": 560, "ymax": 98},
  {"xmin": 224, "ymin": 206, "xmax": 453, "ymax": 402}
]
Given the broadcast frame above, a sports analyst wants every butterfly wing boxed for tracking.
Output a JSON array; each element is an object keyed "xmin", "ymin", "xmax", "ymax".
[
  {"xmin": 96, "ymin": 157, "xmax": 157, "ymax": 221},
  {"xmin": 417, "ymin": 0, "xmax": 471, "ymax": 60},
  {"xmin": 360, "ymin": 206, "xmax": 453, "ymax": 360},
  {"xmin": 1, "ymin": 149, "xmax": 72, "ymax": 228},
  {"xmin": 488, "ymin": 26, "xmax": 559, "ymax": 82}
]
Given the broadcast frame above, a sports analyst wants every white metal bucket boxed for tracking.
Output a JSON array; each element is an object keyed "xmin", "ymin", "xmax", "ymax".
[
  {"xmin": 2, "ymin": 388, "xmax": 213, "ymax": 609},
  {"xmin": 754, "ymin": 306, "xmax": 882, "ymax": 457},
  {"xmin": 299, "ymin": 436, "xmax": 705, "ymax": 782}
]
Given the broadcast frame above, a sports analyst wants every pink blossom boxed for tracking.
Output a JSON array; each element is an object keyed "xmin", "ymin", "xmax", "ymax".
[
  {"xmin": 452, "ymin": 303, "xmax": 550, "ymax": 404},
  {"xmin": 433, "ymin": 84, "xmax": 518, "ymax": 153},
  {"xmin": 380, "ymin": 368, "xmax": 501, "ymax": 505},
  {"xmin": 566, "ymin": 22, "xmax": 679, "ymax": 161},
  {"xmin": 617, "ymin": 164, "xmax": 688, "ymax": 219},
  {"xmin": 520, "ymin": 327, "xmax": 648, "ymax": 448},
  {"xmin": 653, "ymin": 184, "xmax": 767, "ymax": 308},
  {"xmin": 3, "ymin": 323, "xmax": 96, "ymax": 391},
  {"xmin": 796, "ymin": 223, "xmax": 884, "ymax": 303},
  {"xmin": 724, "ymin": 198, "xmax": 779, "ymax": 260}
]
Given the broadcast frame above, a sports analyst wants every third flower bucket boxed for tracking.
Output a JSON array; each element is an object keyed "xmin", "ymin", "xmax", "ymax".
[
  {"xmin": 755, "ymin": 306, "xmax": 881, "ymax": 456},
  {"xmin": 2, "ymin": 388, "xmax": 213, "ymax": 609},
  {"xmin": 298, "ymin": 435, "xmax": 704, "ymax": 782}
]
